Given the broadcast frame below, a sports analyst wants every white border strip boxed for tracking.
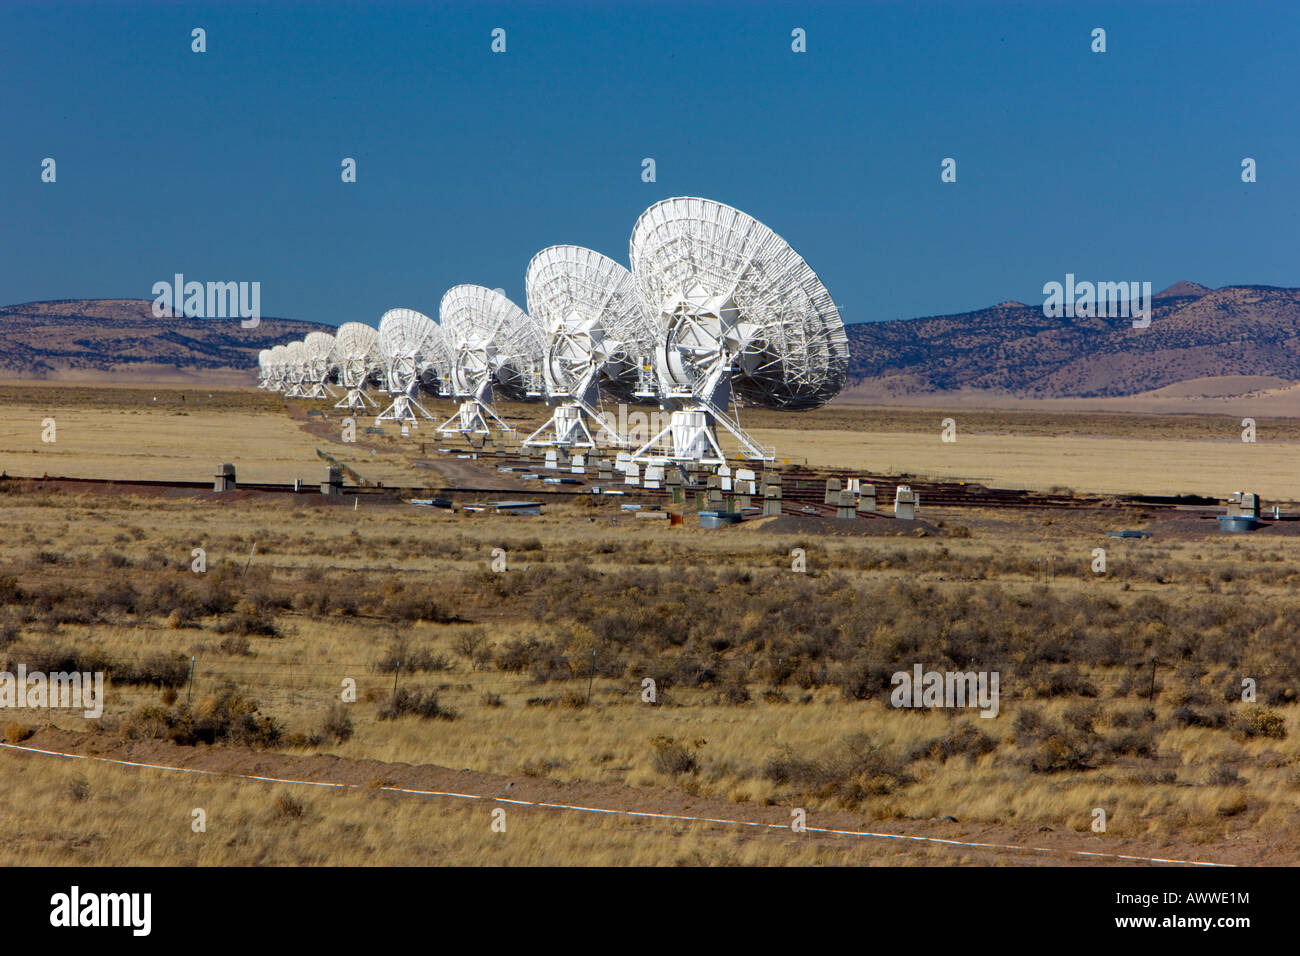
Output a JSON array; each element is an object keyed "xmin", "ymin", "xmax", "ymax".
[{"xmin": 0, "ymin": 741, "xmax": 1234, "ymax": 867}]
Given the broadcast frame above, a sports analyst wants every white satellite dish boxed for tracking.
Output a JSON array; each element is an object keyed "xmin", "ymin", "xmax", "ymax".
[
  {"xmin": 332, "ymin": 322, "xmax": 382, "ymax": 411},
  {"xmin": 282, "ymin": 341, "xmax": 309, "ymax": 398},
  {"xmin": 375, "ymin": 308, "xmax": 444, "ymax": 426},
  {"xmin": 521, "ymin": 245, "xmax": 657, "ymax": 451},
  {"xmin": 629, "ymin": 197, "xmax": 849, "ymax": 465},
  {"xmin": 436, "ymin": 285, "xmax": 543, "ymax": 438},
  {"xmin": 256, "ymin": 348, "xmax": 273, "ymax": 389},
  {"xmin": 265, "ymin": 344, "xmax": 287, "ymax": 392},
  {"xmin": 302, "ymin": 331, "xmax": 338, "ymax": 399}
]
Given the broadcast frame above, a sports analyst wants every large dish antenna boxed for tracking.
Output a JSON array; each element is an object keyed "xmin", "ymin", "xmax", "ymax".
[
  {"xmin": 436, "ymin": 285, "xmax": 543, "ymax": 438},
  {"xmin": 302, "ymin": 331, "xmax": 339, "ymax": 399},
  {"xmin": 282, "ymin": 341, "xmax": 309, "ymax": 398},
  {"xmin": 375, "ymin": 308, "xmax": 445, "ymax": 426},
  {"xmin": 265, "ymin": 344, "xmax": 288, "ymax": 392},
  {"xmin": 628, "ymin": 197, "xmax": 849, "ymax": 465},
  {"xmin": 521, "ymin": 245, "xmax": 656, "ymax": 451},
  {"xmin": 256, "ymin": 349, "xmax": 273, "ymax": 390},
  {"xmin": 332, "ymin": 322, "xmax": 382, "ymax": 411}
]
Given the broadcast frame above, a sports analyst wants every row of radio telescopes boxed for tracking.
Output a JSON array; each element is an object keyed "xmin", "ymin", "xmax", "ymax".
[{"xmin": 257, "ymin": 197, "xmax": 850, "ymax": 467}]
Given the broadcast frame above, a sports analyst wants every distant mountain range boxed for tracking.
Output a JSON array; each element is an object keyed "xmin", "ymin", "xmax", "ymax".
[
  {"xmin": 2, "ymin": 283, "xmax": 1299, "ymax": 397},
  {"xmin": 0, "ymin": 299, "xmax": 329, "ymax": 384},
  {"xmin": 842, "ymin": 282, "xmax": 1300, "ymax": 398}
]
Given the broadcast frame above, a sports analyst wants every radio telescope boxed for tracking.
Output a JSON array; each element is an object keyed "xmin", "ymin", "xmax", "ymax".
[
  {"xmin": 628, "ymin": 197, "xmax": 849, "ymax": 465},
  {"xmin": 332, "ymin": 322, "xmax": 382, "ymax": 410},
  {"xmin": 283, "ymin": 340, "xmax": 310, "ymax": 398},
  {"xmin": 521, "ymin": 245, "xmax": 655, "ymax": 450},
  {"xmin": 375, "ymin": 308, "xmax": 445, "ymax": 426},
  {"xmin": 302, "ymin": 331, "xmax": 338, "ymax": 399},
  {"xmin": 265, "ymin": 345, "xmax": 287, "ymax": 392},
  {"xmin": 437, "ymin": 285, "xmax": 543, "ymax": 437},
  {"xmin": 257, "ymin": 349, "xmax": 273, "ymax": 389}
]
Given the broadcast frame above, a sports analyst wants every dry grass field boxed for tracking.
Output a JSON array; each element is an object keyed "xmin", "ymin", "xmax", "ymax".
[
  {"xmin": 1, "ymin": 383, "xmax": 1298, "ymax": 865},
  {"xmin": 4, "ymin": 382, "xmax": 1296, "ymax": 498}
]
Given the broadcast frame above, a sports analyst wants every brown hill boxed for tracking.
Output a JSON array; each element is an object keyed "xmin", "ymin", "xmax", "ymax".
[
  {"xmin": 3, "ymin": 286, "xmax": 1298, "ymax": 398},
  {"xmin": 843, "ymin": 284, "xmax": 1300, "ymax": 398},
  {"xmin": 0, "ymin": 299, "xmax": 331, "ymax": 383}
]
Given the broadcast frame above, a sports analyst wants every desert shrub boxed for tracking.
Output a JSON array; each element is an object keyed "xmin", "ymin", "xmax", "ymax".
[
  {"xmin": 377, "ymin": 689, "xmax": 457, "ymax": 721},
  {"xmin": 114, "ymin": 653, "xmax": 189, "ymax": 688},
  {"xmin": 320, "ymin": 702, "xmax": 355, "ymax": 743},
  {"xmin": 218, "ymin": 635, "xmax": 252, "ymax": 657},
  {"xmin": 67, "ymin": 776, "xmax": 90, "ymax": 802},
  {"xmin": 495, "ymin": 639, "xmax": 543, "ymax": 673},
  {"xmin": 1028, "ymin": 663, "xmax": 1098, "ymax": 699},
  {"xmin": 274, "ymin": 791, "xmax": 306, "ymax": 820},
  {"xmin": 1233, "ymin": 708, "xmax": 1287, "ymax": 740},
  {"xmin": 1170, "ymin": 704, "xmax": 1229, "ymax": 730},
  {"xmin": 1023, "ymin": 730, "xmax": 1097, "ymax": 774},
  {"xmin": 452, "ymin": 629, "xmax": 487, "ymax": 661},
  {"xmin": 649, "ymin": 735, "xmax": 701, "ymax": 776},
  {"xmin": 764, "ymin": 733, "xmax": 913, "ymax": 801},
  {"xmin": 122, "ymin": 688, "xmax": 281, "ymax": 747},
  {"xmin": 1208, "ymin": 764, "xmax": 1242, "ymax": 787},
  {"xmin": 1104, "ymin": 725, "xmax": 1157, "ymax": 758},
  {"xmin": 373, "ymin": 640, "xmax": 452, "ymax": 674},
  {"xmin": 4, "ymin": 723, "xmax": 33, "ymax": 743},
  {"xmin": 378, "ymin": 588, "xmax": 452, "ymax": 624},
  {"xmin": 528, "ymin": 643, "xmax": 573, "ymax": 683},
  {"xmin": 716, "ymin": 678, "xmax": 751, "ymax": 706},
  {"xmin": 1062, "ymin": 702, "xmax": 1100, "ymax": 733},
  {"xmin": 212, "ymin": 600, "xmax": 280, "ymax": 638},
  {"xmin": 909, "ymin": 721, "xmax": 998, "ymax": 763},
  {"xmin": 0, "ymin": 577, "xmax": 21, "ymax": 605}
]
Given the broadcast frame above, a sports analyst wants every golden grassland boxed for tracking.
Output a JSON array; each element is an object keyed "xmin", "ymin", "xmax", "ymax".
[
  {"xmin": 0, "ymin": 755, "xmax": 982, "ymax": 867},
  {"xmin": 1, "ymin": 486, "xmax": 1298, "ymax": 864},
  {"xmin": 5, "ymin": 382, "xmax": 1300, "ymax": 498},
  {"xmin": 1, "ymin": 384, "xmax": 1299, "ymax": 864}
]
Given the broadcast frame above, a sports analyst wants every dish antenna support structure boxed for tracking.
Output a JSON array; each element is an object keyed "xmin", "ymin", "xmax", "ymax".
[
  {"xmin": 437, "ymin": 285, "xmax": 541, "ymax": 438},
  {"xmin": 256, "ymin": 349, "xmax": 273, "ymax": 390},
  {"xmin": 265, "ymin": 345, "xmax": 288, "ymax": 392},
  {"xmin": 332, "ymin": 322, "xmax": 382, "ymax": 411},
  {"xmin": 302, "ymin": 332, "xmax": 339, "ymax": 399},
  {"xmin": 374, "ymin": 309, "xmax": 446, "ymax": 426},
  {"xmin": 521, "ymin": 246, "xmax": 654, "ymax": 451},
  {"xmin": 282, "ymin": 341, "xmax": 310, "ymax": 398},
  {"xmin": 628, "ymin": 197, "xmax": 849, "ymax": 467}
]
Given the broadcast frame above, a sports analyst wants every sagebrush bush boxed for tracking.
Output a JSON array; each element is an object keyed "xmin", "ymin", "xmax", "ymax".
[{"xmin": 377, "ymin": 689, "xmax": 456, "ymax": 721}]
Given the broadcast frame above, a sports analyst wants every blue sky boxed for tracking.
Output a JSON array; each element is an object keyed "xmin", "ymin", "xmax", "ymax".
[{"xmin": 2, "ymin": 0, "xmax": 1296, "ymax": 327}]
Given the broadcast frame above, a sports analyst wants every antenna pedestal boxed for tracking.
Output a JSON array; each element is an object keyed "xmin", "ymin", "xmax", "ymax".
[
  {"xmin": 375, "ymin": 392, "xmax": 436, "ymax": 427},
  {"xmin": 437, "ymin": 400, "xmax": 514, "ymax": 438},
  {"xmin": 336, "ymin": 387, "xmax": 379, "ymax": 411}
]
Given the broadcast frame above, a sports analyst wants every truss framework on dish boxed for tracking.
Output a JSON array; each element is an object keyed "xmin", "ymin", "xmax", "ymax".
[
  {"xmin": 332, "ymin": 322, "xmax": 383, "ymax": 410},
  {"xmin": 301, "ymin": 331, "xmax": 339, "ymax": 399},
  {"xmin": 280, "ymin": 341, "xmax": 310, "ymax": 398},
  {"xmin": 521, "ymin": 245, "xmax": 656, "ymax": 451},
  {"xmin": 257, "ymin": 349, "xmax": 274, "ymax": 390},
  {"xmin": 628, "ymin": 196, "xmax": 849, "ymax": 466},
  {"xmin": 437, "ymin": 285, "xmax": 542, "ymax": 438},
  {"xmin": 374, "ymin": 309, "xmax": 448, "ymax": 426}
]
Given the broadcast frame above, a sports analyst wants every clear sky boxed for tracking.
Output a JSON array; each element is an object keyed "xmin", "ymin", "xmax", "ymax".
[{"xmin": 2, "ymin": 0, "xmax": 1296, "ymax": 327}]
